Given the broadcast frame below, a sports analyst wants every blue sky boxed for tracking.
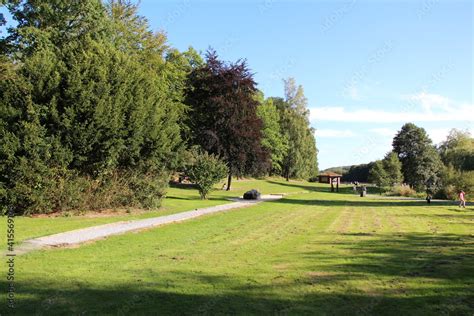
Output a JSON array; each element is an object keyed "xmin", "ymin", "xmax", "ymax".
[
  {"xmin": 137, "ymin": 0, "xmax": 473, "ymax": 169},
  {"xmin": 1, "ymin": 1, "xmax": 472, "ymax": 169}
]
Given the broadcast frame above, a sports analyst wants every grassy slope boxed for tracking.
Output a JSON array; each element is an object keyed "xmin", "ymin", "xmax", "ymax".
[
  {"xmin": 0, "ymin": 178, "xmax": 308, "ymax": 248},
  {"xmin": 2, "ymin": 181, "xmax": 473, "ymax": 315}
]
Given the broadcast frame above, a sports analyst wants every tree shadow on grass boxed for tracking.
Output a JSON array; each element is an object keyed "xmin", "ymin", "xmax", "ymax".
[
  {"xmin": 5, "ymin": 232, "xmax": 473, "ymax": 315},
  {"xmin": 3, "ymin": 278, "xmax": 472, "ymax": 315},
  {"xmin": 265, "ymin": 180, "xmax": 371, "ymax": 195},
  {"xmin": 301, "ymin": 232, "xmax": 474, "ymax": 280},
  {"xmin": 272, "ymin": 197, "xmax": 457, "ymax": 208},
  {"xmin": 265, "ymin": 180, "xmax": 332, "ymax": 193},
  {"xmin": 168, "ymin": 182, "xmax": 199, "ymax": 190},
  {"xmin": 397, "ymin": 213, "xmax": 474, "ymax": 221}
]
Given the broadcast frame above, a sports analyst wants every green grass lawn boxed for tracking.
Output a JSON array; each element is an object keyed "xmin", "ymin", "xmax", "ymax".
[
  {"xmin": 0, "ymin": 178, "xmax": 310, "ymax": 248},
  {"xmin": 1, "ymin": 180, "xmax": 473, "ymax": 315}
]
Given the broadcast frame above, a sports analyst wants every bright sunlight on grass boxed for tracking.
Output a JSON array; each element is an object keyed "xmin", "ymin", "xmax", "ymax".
[{"xmin": 1, "ymin": 180, "xmax": 472, "ymax": 315}]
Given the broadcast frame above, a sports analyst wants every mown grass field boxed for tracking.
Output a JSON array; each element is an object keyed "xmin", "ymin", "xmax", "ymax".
[
  {"xmin": 1, "ymin": 180, "xmax": 473, "ymax": 315},
  {"xmin": 0, "ymin": 178, "xmax": 306, "ymax": 249}
]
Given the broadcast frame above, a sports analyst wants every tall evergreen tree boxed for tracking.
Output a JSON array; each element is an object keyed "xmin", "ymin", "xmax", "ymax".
[{"xmin": 1, "ymin": 0, "xmax": 188, "ymax": 213}]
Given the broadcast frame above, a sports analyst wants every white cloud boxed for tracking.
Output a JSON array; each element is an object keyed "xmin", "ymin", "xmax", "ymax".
[
  {"xmin": 370, "ymin": 128, "xmax": 396, "ymax": 137},
  {"xmin": 309, "ymin": 96, "xmax": 473, "ymax": 123},
  {"xmin": 315, "ymin": 129, "xmax": 356, "ymax": 138},
  {"xmin": 402, "ymin": 92, "xmax": 454, "ymax": 113},
  {"xmin": 368, "ymin": 127, "xmax": 474, "ymax": 145},
  {"xmin": 426, "ymin": 128, "xmax": 452, "ymax": 144},
  {"xmin": 345, "ymin": 85, "xmax": 361, "ymax": 100},
  {"xmin": 426, "ymin": 127, "xmax": 474, "ymax": 144}
]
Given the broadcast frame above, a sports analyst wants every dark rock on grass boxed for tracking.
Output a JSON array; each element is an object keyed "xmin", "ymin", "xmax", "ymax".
[{"xmin": 243, "ymin": 189, "xmax": 261, "ymax": 200}]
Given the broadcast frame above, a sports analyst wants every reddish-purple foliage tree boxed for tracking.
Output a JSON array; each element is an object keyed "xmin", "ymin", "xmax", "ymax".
[{"xmin": 185, "ymin": 50, "xmax": 269, "ymax": 190}]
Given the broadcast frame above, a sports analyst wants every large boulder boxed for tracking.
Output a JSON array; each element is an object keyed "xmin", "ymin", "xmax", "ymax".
[{"xmin": 243, "ymin": 189, "xmax": 261, "ymax": 200}]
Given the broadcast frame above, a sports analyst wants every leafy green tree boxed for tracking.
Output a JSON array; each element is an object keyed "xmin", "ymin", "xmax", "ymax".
[
  {"xmin": 368, "ymin": 152, "xmax": 402, "ymax": 189},
  {"xmin": 185, "ymin": 50, "xmax": 269, "ymax": 190},
  {"xmin": 437, "ymin": 165, "xmax": 474, "ymax": 200},
  {"xmin": 187, "ymin": 151, "xmax": 228, "ymax": 199},
  {"xmin": 283, "ymin": 77, "xmax": 310, "ymax": 117},
  {"xmin": 369, "ymin": 160, "xmax": 389, "ymax": 188},
  {"xmin": 341, "ymin": 163, "xmax": 374, "ymax": 183},
  {"xmin": 276, "ymin": 78, "xmax": 318, "ymax": 181},
  {"xmin": 392, "ymin": 123, "xmax": 443, "ymax": 192},
  {"xmin": 436, "ymin": 129, "xmax": 474, "ymax": 200},
  {"xmin": 438, "ymin": 129, "xmax": 474, "ymax": 171},
  {"xmin": 383, "ymin": 152, "xmax": 403, "ymax": 186},
  {"xmin": 255, "ymin": 92, "xmax": 288, "ymax": 174}
]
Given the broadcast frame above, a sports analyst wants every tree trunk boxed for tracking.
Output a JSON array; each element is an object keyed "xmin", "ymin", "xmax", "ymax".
[
  {"xmin": 226, "ymin": 172, "xmax": 232, "ymax": 191},
  {"xmin": 285, "ymin": 169, "xmax": 290, "ymax": 181}
]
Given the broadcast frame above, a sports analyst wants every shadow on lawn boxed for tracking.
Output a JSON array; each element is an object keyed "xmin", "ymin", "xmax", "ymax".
[
  {"xmin": 4, "ymin": 233, "xmax": 473, "ymax": 315},
  {"xmin": 265, "ymin": 180, "xmax": 379, "ymax": 195},
  {"xmin": 302, "ymin": 232, "xmax": 474, "ymax": 278},
  {"xmin": 265, "ymin": 180, "xmax": 344, "ymax": 193},
  {"xmin": 272, "ymin": 197, "xmax": 457, "ymax": 208},
  {"xmin": 397, "ymin": 213, "xmax": 474, "ymax": 221},
  {"xmin": 3, "ymin": 281, "xmax": 472, "ymax": 315}
]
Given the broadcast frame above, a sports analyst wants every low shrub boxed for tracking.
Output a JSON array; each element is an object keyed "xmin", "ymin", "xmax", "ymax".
[
  {"xmin": 3, "ymin": 168, "xmax": 168, "ymax": 215},
  {"xmin": 435, "ymin": 168, "xmax": 474, "ymax": 200},
  {"xmin": 386, "ymin": 184, "xmax": 417, "ymax": 197},
  {"xmin": 186, "ymin": 151, "xmax": 228, "ymax": 199}
]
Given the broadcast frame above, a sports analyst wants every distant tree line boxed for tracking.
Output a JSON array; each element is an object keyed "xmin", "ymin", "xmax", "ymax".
[
  {"xmin": 0, "ymin": 1, "xmax": 318, "ymax": 214},
  {"xmin": 371, "ymin": 123, "xmax": 473, "ymax": 198},
  {"xmin": 324, "ymin": 123, "xmax": 474, "ymax": 199}
]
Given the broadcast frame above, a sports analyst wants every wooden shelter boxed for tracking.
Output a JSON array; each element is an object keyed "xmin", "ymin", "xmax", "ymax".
[{"xmin": 318, "ymin": 172, "xmax": 342, "ymax": 192}]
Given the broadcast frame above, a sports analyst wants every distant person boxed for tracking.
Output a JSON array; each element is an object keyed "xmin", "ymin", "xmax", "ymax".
[
  {"xmin": 459, "ymin": 190, "xmax": 466, "ymax": 208},
  {"xmin": 426, "ymin": 193, "xmax": 431, "ymax": 204}
]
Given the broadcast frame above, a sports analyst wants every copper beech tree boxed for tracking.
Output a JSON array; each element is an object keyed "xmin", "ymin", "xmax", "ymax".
[{"xmin": 185, "ymin": 50, "xmax": 269, "ymax": 190}]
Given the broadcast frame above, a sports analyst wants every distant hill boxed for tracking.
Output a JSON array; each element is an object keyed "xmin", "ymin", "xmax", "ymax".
[
  {"xmin": 322, "ymin": 166, "xmax": 352, "ymax": 175},
  {"xmin": 322, "ymin": 162, "xmax": 375, "ymax": 183}
]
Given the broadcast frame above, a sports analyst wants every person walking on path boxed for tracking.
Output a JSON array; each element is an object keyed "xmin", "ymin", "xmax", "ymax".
[{"xmin": 459, "ymin": 190, "xmax": 466, "ymax": 208}]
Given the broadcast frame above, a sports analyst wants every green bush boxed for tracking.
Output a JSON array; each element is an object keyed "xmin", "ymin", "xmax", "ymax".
[
  {"xmin": 186, "ymin": 152, "xmax": 228, "ymax": 199},
  {"xmin": 386, "ymin": 184, "xmax": 417, "ymax": 197},
  {"xmin": 0, "ymin": 1, "xmax": 186, "ymax": 215},
  {"xmin": 436, "ymin": 166, "xmax": 474, "ymax": 200},
  {"xmin": 1, "ymin": 167, "xmax": 168, "ymax": 215},
  {"xmin": 125, "ymin": 171, "xmax": 168, "ymax": 209}
]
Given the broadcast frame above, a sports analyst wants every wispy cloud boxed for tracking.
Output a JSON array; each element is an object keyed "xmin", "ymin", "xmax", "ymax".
[
  {"xmin": 368, "ymin": 127, "xmax": 474, "ymax": 145},
  {"xmin": 402, "ymin": 92, "xmax": 454, "ymax": 113},
  {"xmin": 346, "ymin": 85, "xmax": 361, "ymax": 100},
  {"xmin": 315, "ymin": 129, "xmax": 356, "ymax": 138},
  {"xmin": 427, "ymin": 127, "xmax": 452, "ymax": 144},
  {"xmin": 369, "ymin": 128, "xmax": 397, "ymax": 137},
  {"xmin": 310, "ymin": 93, "xmax": 473, "ymax": 123}
]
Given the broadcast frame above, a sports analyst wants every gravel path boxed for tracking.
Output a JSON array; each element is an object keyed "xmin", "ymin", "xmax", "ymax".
[{"xmin": 16, "ymin": 195, "xmax": 283, "ymax": 254}]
